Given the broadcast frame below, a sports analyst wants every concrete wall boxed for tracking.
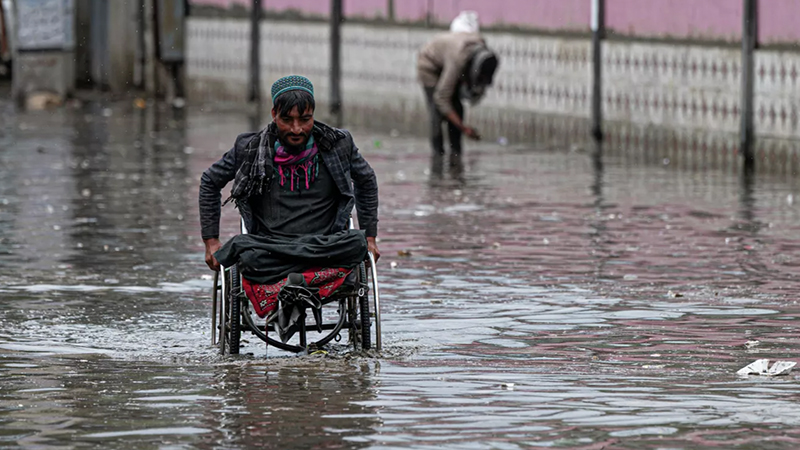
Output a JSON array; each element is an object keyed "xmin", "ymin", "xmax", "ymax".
[
  {"xmin": 186, "ymin": 17, "xmax": 800, "ymax": 138},
  {"xmin": 186, "ymin": 16, "xmax": 800, "ymax": 174},
  {"xmin": 107, "ymin": 1, "xmax": 138, "ymax": 92},
  {"xmin": 12, "ymin": 52, "xmax": 76, "ymax": 102}
]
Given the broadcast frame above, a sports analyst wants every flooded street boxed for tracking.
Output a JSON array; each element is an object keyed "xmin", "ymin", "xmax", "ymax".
[{"xmin": 2, "ymin": 99, "xmax": 800, "ymax": 449}]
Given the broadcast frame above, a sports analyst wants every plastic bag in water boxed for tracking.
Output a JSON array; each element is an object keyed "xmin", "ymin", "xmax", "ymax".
[{"xmin": 737, "ymin": 359, "xmax": 796, "ymax": 377}]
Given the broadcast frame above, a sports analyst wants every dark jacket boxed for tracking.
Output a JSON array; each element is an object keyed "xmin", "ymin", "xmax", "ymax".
[{"xmin": 199, "ymin": 120, "xmax": 378, "ymax": 240}]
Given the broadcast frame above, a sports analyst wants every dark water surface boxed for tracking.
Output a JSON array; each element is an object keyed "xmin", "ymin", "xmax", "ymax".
[{"xmin": 2, "ymin": 102, "xmax": 800, "ymax": 449}]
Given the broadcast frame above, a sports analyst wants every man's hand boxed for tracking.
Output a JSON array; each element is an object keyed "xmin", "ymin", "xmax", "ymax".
[
  {"xmin": 445, "ymin": 110, "xmax": 481, "ymax": 141},
  {"xmin": 463, "ymin": 126, "xmax": 481, "ymax": 141},
  {"xmin": 366, "ymin": 237, "xmax": 381, "ymax": 263},
  {"xmin": 204, "ymin": 238, "xmax": 222, "ymax": 271}
]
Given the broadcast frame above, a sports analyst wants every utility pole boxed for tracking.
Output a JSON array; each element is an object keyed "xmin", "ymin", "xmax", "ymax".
[
  {"xmin": 248, "ymin": 0, "xmax": 261, "ymax": 104},
  {"xmin": 135, "ymin": 0, "xmax": 146, "ymax": 88},
  {"xmin": 590, "ymin": 0, "xmax": 605, "ymax": 142},
  {"xmin": 740, "ymin": 0, "xmax": 757, "ymax": 172},
  {"xmin": 330, "ymin": 0, "xmax": 343, "ymax": 126}
]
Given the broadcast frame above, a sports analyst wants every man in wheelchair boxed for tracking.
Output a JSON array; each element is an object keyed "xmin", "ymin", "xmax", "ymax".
[{"xmin": 198, "ymin": 75, "xmax": 380, "ymax": 344}]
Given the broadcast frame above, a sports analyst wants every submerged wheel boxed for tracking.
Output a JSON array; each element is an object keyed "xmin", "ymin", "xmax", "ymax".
[
  {"xmin": 227, "ymin": 266, "xmax": 241, "ymax": 354},
  {"xmin": 348, "ymin": 295, "xmax": 360, "ymax": 350},
  {"xmin": 358, "ymin": 262, "xmax": 372, "ymax": 350}
]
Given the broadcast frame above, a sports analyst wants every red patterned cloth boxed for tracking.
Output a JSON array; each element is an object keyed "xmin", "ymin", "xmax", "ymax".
[{"xmin": 241, "ymin": 267, "xmax": 353, "ymax": 318}]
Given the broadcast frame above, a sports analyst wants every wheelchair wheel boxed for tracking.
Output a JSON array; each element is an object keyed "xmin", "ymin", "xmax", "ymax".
[
  {"xmin": 219, "ymin": 266, "xmax": 241, "ymax": 355},
  {"xmin": 358, "ymin": 262, "xmax": 372, "ymax": 350}
]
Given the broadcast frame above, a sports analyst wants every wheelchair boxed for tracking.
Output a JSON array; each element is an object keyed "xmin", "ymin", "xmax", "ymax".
[{"xmin": 210, "ymin": 219, "xmax": 382, "ymax": 355}]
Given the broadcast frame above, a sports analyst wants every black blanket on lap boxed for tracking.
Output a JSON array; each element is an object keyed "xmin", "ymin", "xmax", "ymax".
[{"xmin": 214, "ymin": 230, "xmax": 368, "ymax": 285}]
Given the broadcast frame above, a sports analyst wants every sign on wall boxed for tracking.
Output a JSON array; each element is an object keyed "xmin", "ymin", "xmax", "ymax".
[{"xmin": 15, "ymin": 0, "xmax": 74, "ymax": 51}]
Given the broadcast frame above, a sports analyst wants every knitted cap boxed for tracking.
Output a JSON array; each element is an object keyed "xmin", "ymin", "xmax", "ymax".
[{"xmin": 271, "ymin": 75, "xmax": 314, "ymax": 102}]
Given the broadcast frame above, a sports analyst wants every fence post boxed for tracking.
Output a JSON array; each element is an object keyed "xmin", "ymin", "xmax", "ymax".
[
  {"xmin": 591, "ymin": 0, "xmax": 605, "ymax": 141},
  {"xmin": 740, "ymin": 0, "xmax": 757, "ymax": 171},
  {"xmin": 330, "ymin": 0, "xmax": 343, "ymax": 127},
  {"xmin": 248, "ymin": 0, "xmax": 262, "ymax": 104}
]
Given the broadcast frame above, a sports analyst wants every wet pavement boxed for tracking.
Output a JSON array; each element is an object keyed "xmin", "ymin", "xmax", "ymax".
[{"xmin": 2, "ymin": 98, "xmax": 800, "ymax": 449}]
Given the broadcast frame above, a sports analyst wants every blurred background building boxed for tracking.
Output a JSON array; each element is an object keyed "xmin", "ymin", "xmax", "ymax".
[{"xmin": 1, "ymin": 0, "xmax": 184, "ymax": 104}]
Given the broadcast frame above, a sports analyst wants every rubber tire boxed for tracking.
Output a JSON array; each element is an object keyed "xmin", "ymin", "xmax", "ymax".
[
  {"xmin": 227, "ymin": 266, "xmax": 241, "ymax": 354},
  {"xmin": 217, "ymin": 272, "xmax": 226, "ymax": 355},
  {"xmin": 358, "ymin": 262, "xmax": 372, "ymax": 350}
]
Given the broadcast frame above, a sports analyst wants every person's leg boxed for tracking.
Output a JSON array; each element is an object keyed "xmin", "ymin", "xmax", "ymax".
[
  {"xmin": 447, "ymin": 93, "xmax": 465, "ymax": 166},
  {"xmin": 423, "ymin": 87, "xmax": 445, "ymax": 157},
  {"xmin": 423, "ymin": 86, "xmax": 445, "ymax": 177}
]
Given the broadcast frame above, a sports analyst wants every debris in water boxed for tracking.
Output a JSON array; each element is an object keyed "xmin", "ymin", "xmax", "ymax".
[
  {"xmin": 390, "ymin": 261, "xmax": 398, "ymax": 269},
  {"xmin": 26, "ymin": 92, "xmax": 62, "ymax": 110},
  {"xmin": 667, "ymin": 290, "xmax": 684, "ymax": 298},
  {"xmin": 744, "ymin": 340, "xmax": 760, "ymax": 349},
  {"xmin": 500, "ymin": 383, "xmax": 515, "ymax": 390},
  {"xmin": 397, "ymin": 249, "xmax": 413, "ymax": 257},
  {"xmin": 134, "ymin": 98, "xmax": 147, "ymax": 109},
  {"xmin": 737, "ymin": 359, "xmax": 796, "ymax": 377}
]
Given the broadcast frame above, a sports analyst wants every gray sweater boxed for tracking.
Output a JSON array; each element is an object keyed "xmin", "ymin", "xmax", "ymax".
[{"xmin": 417, "ymin": 32, "xmax": 486, "ymax": 115}]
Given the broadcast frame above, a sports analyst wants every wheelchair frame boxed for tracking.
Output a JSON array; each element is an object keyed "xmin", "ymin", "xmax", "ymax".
[{"xmin": 210, "ymin": 219, "xmax": 382, "ymax": 355}]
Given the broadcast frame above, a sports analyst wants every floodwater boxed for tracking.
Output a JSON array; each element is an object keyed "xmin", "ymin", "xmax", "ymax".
[{"xmin": 2, "ymin": 99, "xmax": 800, "ymax": 450}]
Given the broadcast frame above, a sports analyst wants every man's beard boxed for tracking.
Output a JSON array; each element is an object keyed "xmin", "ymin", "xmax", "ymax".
[{"xmin": 278, "ymin": 131, "xmax": 310, "ymax": 154}]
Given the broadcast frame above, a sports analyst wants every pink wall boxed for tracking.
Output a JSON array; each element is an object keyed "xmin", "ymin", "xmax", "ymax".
[
  {"xmin": 191, "ymin": 0, "xmax": 386, "ymax": 18},
  {"xmin": 758, "ymin": 0, "xmax": 800, "ymax": 44},
  {"xmin": 606, "ymin": 0, "xmax": 742, "ymax": 41},
  {"xmin": 395, "ymin": 0, "xmax": 590, "ymax": 31},
  {"xmin": 190, "ymin": 0, "xmax": 800, "ymax": 44}
]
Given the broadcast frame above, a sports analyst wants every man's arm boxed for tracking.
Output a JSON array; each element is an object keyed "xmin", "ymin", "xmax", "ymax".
[
  {"xmin": 199, "ymin": 145, "xmax": 238, "ymax": 270},
  {"xmin": 433, "ymin": 44, "xmax": 481, "ymax": 140},
  {"xmin": 347, "ymin": 133, "xmax": 381, "ymax": 261}
]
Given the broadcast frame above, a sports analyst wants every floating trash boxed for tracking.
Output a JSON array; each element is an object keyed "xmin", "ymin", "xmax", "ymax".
[{"xmin": 736, "ymin": 359, "xmax": 796, "ymax": 377}]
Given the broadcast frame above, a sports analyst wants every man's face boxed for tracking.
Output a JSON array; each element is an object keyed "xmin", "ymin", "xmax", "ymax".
[{"xmin": 272, "ymin": 105, "xmax": 314, "ymax": 151}]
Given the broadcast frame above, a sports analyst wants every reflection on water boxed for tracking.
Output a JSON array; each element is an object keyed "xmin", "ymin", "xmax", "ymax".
[{"xmin": 2, "ymin": 102, "xmax": 800, "ymax": 448}]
